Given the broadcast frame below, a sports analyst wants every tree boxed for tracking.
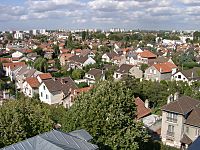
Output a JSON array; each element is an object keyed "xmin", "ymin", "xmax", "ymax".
[
  {"xmin": 71, "ymin": 69, "xmax": 85, "ymax": 80},
  {"xmin": 0, "ymin": 97, "xmax": 67, "ymax": 148},
  {"xmin": 82, "ymin": 31, "xmax": 86, "ymax": 41},
  {"xmin": 34, "ymin": 57, "xmax": 48, "ymax": 72},
  {"xmin": 140, "ymin": 64, "xmax": 149, "ymax": 73},
  {"xmin": 53, "ymin": 44, "xmax": 60, "ymax": 58},
  {"xmin": 33, "ymin": 47, "xmax": 44, "ymax": 57},
  {"xmin": 63, "ymin": 80, "xmax": 150, "ymax": 150}
]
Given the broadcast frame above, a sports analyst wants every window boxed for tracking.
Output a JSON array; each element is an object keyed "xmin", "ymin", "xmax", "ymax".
[
  {"xmin": 41, "ymin": 92, "xmax": 43, "ymax": 97},
  {"xmin": 195, "ymin": 129, "xmax": 200, "ymax": 136},
  {"xmin": 46, "ymin": 94, "xmax": 48, "ymax": 99},
  {"xmin": 43, "ymin": 85, "xmax": 46, "ymax": 90},
  {"xmin": 154, "ymin": 70, "xmax": 156, "ymax": 75},
  {"xmin": 167, "ymin": 112, "xmax": 177, "ymax": 123},
  {"xmin": 150, "ymin": 69, "xmax": 152, "ymax": 73},
  {"xmin": 167, "ymin": 125, "xmax": 175, "ymax": 137},
  {"xmin": 178, "ymin": 75, "xmax": 181, "ymax": 79}
]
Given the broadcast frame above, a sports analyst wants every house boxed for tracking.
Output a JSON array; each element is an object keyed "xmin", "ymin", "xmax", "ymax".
[
  {"xmin": 144, "ymin": 62, "xmax": 177, "ymax": 81},
  {"xmin": 26, "ymin": 52, "xmax": 38, "ymax": 61},
  {"xmin": 161, "ymin": 95, "xmax": 200, "ymax": 149},
  {"xmin": 126, "ymin": 50, "xmax": 138, "ymax": 65},
  {"xmin": 80, "ymin": 49, "xmax": 95, "ymax": 58},
  {"xmin": 68, "ymin": 55, "xmax": 96, "ymax": 70},
  {"xmin": 113, "ymin": 64, "xmax": 143, "ymax": 80},
  {"xmin": 102, "ymin": 51, "xmax": 119, "ymax": 63},
  {"xmin": 65, "ymin": 86, "xmax": 93, "ymax": 108},
  {"xmin": 23, "ymin": 77, "xmax": 40, "ymax": 98},
  {"xmin": 12, "ymin": 66, "xmax": 42, "ymax": 90},
  {"xmin": 59, "ymin": 53, "xmax": 73, "ymax": 66},
  {"xmin": 148, "ymin": 56, "xmax": 174, "ymax": 66},
  {"xmin": 39, "ymin": 77, "xmax": 77, "ymax": 107},
  {"xmin": 12, "ymin": 50, "xmax": 23, "ymax": 62},
  {"xmin": 84, "ymin": 68, "xmax": 105, "ymax": 84},
  {"xmin": 135, "ymin": 97, "xmax": 151, "ymax": 120},
  {"xmin": 171, "ymin": 67, "xmax": 200, "ymax": 84},
  {"xmin": 37, "ymin": 73, "xmax": 52, "ymax": 83},
  {"xmin": 137, "ymin": 50, "xmax": 157, "ymax": 64},
  {"xmin": 3, "ymin": 62, "xmax": 26, "ymax": 77},
  {"xmin": 71, "ymin": 49, "xmax": 82, "ymax": 55},
  {"xmin": 1, "ymin": 129, "xmax": 98, "ymax": 150}
]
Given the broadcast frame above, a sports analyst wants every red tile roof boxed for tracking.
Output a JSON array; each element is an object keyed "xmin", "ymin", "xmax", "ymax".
[
  {"xmin": 26, "ymin": 77, "xmax": 40, "ymax": 88},
  {"xmin": 135, "ymin": 97, "xmax": 151, "ymax": 119},
  {"xmin": 0, "ymin": 58, "xmax": 12, "ymax": 63},
  {"xmin": 139, "ymin": 50, "xmax": 156, "ymax": 58},
  {"xmin": 153, "ymin": 62, "xmax": 177, "ymax": 73},
  {"xmin": 75, "ymin": 86, "xmax": 93, "ymax": 94},
  {"xmin": 38, "ymin": 73, "xmax": 52, "ymax": 80},
  {"xmin": 60, "ymin": 49, "xmax": 70, "ymax": 54},
  {"xmin": 3, "ymin": 62, "xmax": 26, "ymax": 69}
]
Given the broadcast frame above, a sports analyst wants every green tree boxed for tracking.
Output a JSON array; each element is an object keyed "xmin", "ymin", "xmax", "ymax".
[
  {"xmin": 63, "ymin": 80, "xmax": 150, "ymax": 150},
  {"xmin": 0, "ymin": 97, "xmax": 66, "ymax": 148},
  {"xmin": 140, "ymin": 64, "xmax": 149, "ymax": 73},
  {"xmin": 82, "ymin": 31, "xmax": 86, "ymax": 41},
  {"xmin": 34, "ymin": 57, "xmax": 48, "ymax": 72},
  {"xmin": 33, "ymin": 47, "xmax": 44, "ymax": 57},
  {"xmin": 71, "ymin": 69, "xmax": 85, "ymax": 80},
  {"xmin": 53, "ymin": 44, "xmax": 60, "ymax": 58}
]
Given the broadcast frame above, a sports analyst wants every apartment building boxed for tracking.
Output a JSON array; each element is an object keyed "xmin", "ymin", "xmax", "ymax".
[{"xmin": 161, "ymin": 95, "xmax": 200, "ymax": 149}]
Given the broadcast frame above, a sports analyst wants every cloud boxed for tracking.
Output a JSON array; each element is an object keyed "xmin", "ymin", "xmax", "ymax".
[{"xmin": 1, "ymin": 0, "xmax": 200, "ymax": 30}]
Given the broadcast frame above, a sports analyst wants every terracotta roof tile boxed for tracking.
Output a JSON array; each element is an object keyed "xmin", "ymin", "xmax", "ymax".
[
  {"xmin": 3, "ymin": 62, "xmax": 26, "ymax": 69},
  {"xmin": 153, "ymin": 62, "xmax": 177, "ymax": 73},
  {"xmin": 26, "ymin": 77, "xmax": 40, "ymax": 88},
  {"xmin": 135, "ymin": 97, "xmax": 151, "ymax": 119},
  {"xmin": 38, "ymin": 73, "xmax": 52, "ymax": 80},
  {"xmin": 139, "ymin": 50, "xmax": 156, "ymax": 58}
]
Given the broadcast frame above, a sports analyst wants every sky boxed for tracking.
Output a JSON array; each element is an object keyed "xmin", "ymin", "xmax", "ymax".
[{"xmin": 1, "ymin": 0, "xmax": 200, "ymax": 31}]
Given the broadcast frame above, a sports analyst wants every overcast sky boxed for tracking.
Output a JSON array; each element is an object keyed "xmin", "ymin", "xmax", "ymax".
[{"xmin": 0, "ymin": 0, "xmax": 200, "ymax": 31}]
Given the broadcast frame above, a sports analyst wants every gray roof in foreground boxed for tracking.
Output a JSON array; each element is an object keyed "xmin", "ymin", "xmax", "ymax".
[{"xmin": 1, "ymin": 130, "xmax": 98, "ymax": 150}]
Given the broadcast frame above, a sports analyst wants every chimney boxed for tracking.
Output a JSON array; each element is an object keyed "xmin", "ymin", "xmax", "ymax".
[
  {"xmin": 145, "ymin": 99, "xmax": 149, "ymax": 108},
  {"xmin": 192, "ymin": 72, "xmax": 194, "ymax": 79},
  {"xmin": 160, "ymin": 68, "xmax": 162, "ymax": 73},
  {"xmin": 167, "ymin": 94, "xmax": 174, "ymax": 104},
  {"xmin": 174, "ymin": 92, "xmax": 179, "ymax": 101}
]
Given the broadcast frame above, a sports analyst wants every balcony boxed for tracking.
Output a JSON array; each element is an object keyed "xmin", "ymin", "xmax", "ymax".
[{"xmin": 166, "ymin": 117, "xmax": 177, "ymax": 123}]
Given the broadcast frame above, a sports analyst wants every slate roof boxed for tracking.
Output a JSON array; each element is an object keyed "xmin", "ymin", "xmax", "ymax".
[
  {"xmin": 188, "ymin": 136, "xmax": 200, "ymax": 150},
  {"xmin": 162, "ymin": 96, "xmax": 200, "ymax": 115},
  {"xmin": 1, "ymin": 130, "xmax": 98, "ymax": 150},
  {"xmin": 185, "ymin": 107, "xmax": 200, "ymax": 127},
  {"xmin": 116, "ymin": 64, "xmax": 133, "ymax": 74},
  {"xmin": 148, "ymin": 57, "xmax": 170, "ymax": 65},
  {"xmin": 43, "ymin": 77, "xmax": 77, "ymax": 95},
  {"xmin": 69, "ymin": 55, "xmax": 88, "ymax": 64},
  {"xmin": 180, "ymin": 134, "xmax": 193, "ymax": 145},
  {"xmin": 69, "ymin": 129, "xmax": 93, "ymax": 142},
  {"xmin": 176, "ymin": 67, "xmax": 200, "ymax": 80},
  {"xmin": 105, "ymin": 51, "xmax": 119, "ymax": 59},
  {"xmin": 87, "ymin": 69, "xmax": 104, "ymax": 79},
  {"xmin": 135, "ymin": 97, "xmax": 151, "ymax": 119}
]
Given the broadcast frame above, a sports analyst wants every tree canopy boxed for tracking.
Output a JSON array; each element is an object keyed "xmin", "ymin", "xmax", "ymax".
[
  {"xmin": 62, "ymin": 80, "xmax": 150, "ymax": 150},
  {"xmin": 0, "ymin": 97, "xmax": 67, "ymax": 148}
]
